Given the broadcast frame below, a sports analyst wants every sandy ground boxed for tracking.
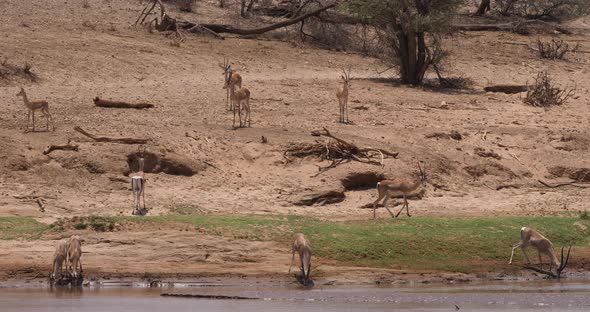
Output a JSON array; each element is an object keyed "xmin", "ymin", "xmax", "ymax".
[{"xmin": 0, "ymin": 0, "xmax": 589, "ymax": 283}]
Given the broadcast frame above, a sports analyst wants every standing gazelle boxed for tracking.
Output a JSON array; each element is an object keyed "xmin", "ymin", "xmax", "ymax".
[
  {"xmin": 223, "ymin": 70, "xmax": 251, "ymax": 128},
  {"xmin": 17, "ymin": 87, "xmax": 55, "ymax": 132},
  {"xmin": 372, "ymin": 161, "xmax": 427, "ymax": 219},
  {"xmin": 289, "ymin": 233, "xmax": 312, "ymax": 286},
  {"xmin": 131, "ymin": 146, "xmax": 146, "ymax": 215},
  {"xmin": 509, "ymin": 227, "xmax": 560, "ymax": 271},
  {"xmin": 335, "ymin": 68, "xmax": 351, "ymax": 124},
  {"xmin": 220, "ymin": 58, "xmax": 242, "ymax": 111}
]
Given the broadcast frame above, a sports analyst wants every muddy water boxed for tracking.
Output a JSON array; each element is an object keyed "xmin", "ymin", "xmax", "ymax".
[{"xmin": 1, "ymin": 280, "xmax": 589, "ymax": 311}]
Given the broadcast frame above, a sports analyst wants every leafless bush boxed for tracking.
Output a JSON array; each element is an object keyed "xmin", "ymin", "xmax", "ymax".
[
  {"xmin": 524, "ymin": 71, "xmax": 574, "ymax": 107},
  {"xmin": 303, "ymin": 18, "xmax": 353, "ymax": 51},
  {"xmin": 498, "ymin": 0, "xmax": 590, "ymax": 20},
  {"xmin": 0, "ymin": 60, "xmax": 39, "ymax": 83},
  {"xmin": 535, "ymin": 38, "xmax": 579, "ymax": 59},
  {"xmin": 82, "ymin": 0, "xmax": 90, "ymax": 8}
]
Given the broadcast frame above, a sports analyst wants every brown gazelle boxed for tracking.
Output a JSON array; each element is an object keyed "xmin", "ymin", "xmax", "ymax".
[
  {"xmin": 372, "ymin": 161, "xmax": 427, "ymax": 219},
  {"xmin": 220, "ymin": 58, "xmax": 242, "ymax": 111},
  {"xmin": 66, "ymin": 235, "xmax": 83, "ymax": 279},
  {"xmin": 224, "ymin": 71, "xmax": 251, "ymax": 128},
  {"xmin": 335, "ymin": 68, "xmax": 351, "ymax": 123},
  {"xmin": 17, "ymin": 87, "xmax": 54, "ymax": 132},
  {"xmin": 289, "ymin": 233, "xmax": 312, "ymax": 286},
  {"xmin": 509, "ymin": 227, "xmax": 560, "ymax": 271}
]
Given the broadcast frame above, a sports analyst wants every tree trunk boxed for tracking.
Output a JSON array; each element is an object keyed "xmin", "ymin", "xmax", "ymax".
[
  {"xmin": 475, "ymin": 0, "xmax": 491, "ymax": 16},
  {"xmin": 241, "ymin": 0, "xmax": 247, "ymax": 17}
]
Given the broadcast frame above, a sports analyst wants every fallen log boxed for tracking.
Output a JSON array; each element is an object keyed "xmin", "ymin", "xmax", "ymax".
[
  {"xmin": 199, "ymin": 3, "xmax": 337, "ymax": 35},
  {"xmin": 161, "ymin": 293, "xmax": 257, "ymax": 300},
  {"xmin": 453, "ymin": 21, "xmax": 572, "ymax": 35},
  {"xmin": 293, "ymin": 186, "xmax": 345, "ymax": 206},
  {"xmin": 74, "ymin": 126, "xmax": 149, "ymax": 145},
  {"xmin": 43, "ymin": 141, "xmax": 80, "ymax": 155},
  {"xmin": 484, "ymin": 85, "xmax": 528, "ymax": 94},
  {"xmin": 537, "ymin": 179, "xmax": 590, "ymax": 189},
  {"xmin": 94, "ymin": 97, "xmax": 155, "ymax": 109}
]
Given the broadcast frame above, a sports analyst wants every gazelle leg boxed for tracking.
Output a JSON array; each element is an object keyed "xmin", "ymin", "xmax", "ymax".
[
  {"xmin": 382, "ymin": 193, "xmax": 395, "ymax": 218},
  {"xmin": 395, "ymin": 194, "xmax": 407, "ymax": 217},
  {"xmin": 26, "ymin": 110, "xmax": 31, "ymax": 131},
  {"xmin": 509, "ymin": 242, "xmax": 521, "ymax": 264},
  {"xmin": 288, "ymin": 251, "xmax": 295, "ymax": 272},
  {"xmin": 406, "ymin": 197, "xmax": 411, "ymax": 217},
  {"xmin": 45, "ymin": 109, "xmax": 55, "ymax": 131},
  {"xmin": 345, "ymin": 98, "xmax": 349, "ymax": 123},
  {"xmin": 522, "ymin": 246, "xmax": 532, "ymax": 264},
  {"xmin": 233, "ymin": 101, "xmax": 237, "ymax": 128},
  {"xmin": 32, "ymin": 110, "xmax": 35, "ymax": 132},
  {"xmin": 538, "ymin": 251, "xmax": 543, "ymax": 270}
]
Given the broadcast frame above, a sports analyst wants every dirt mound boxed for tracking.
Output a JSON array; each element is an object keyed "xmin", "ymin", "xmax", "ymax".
[
  {"xmin": 126, "ymin": 151, "xmax": 203, "ymax": 176},
  {"xmin": 548, "ymin": 166, "xmax": 590, "ymax": 182},
  {"xmin": 340, "ymin": 171, "xmax": 384, "ymax": 190}
]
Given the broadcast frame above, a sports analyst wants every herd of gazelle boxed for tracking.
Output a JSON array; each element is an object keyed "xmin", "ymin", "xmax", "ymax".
[{"xmin": 16, "ymin": 61, "xmax": 565, "ymax": 282}]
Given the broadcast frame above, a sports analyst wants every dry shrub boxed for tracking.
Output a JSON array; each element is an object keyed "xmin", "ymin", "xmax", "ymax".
[
  {"xmin": 0, "ymin": 60, "xmax": 39, "ymax": 83},
  {"xmin": 163, "ymin": 0, "xmax": 195, "ymax": 12},
  {"xmin": 535, "ymin": 38, "xmax": 579, "ymax": 60},
  {"xmin": 82, "ymin": 21, "xmax": 96, "ymax": 30},
  {"xmin": 524, "ymin": 71, "xmax": 574, "ymax": 107},
  {"xmin": 82, "ymin": 0, "xmax": 90, "ymax": 8}
]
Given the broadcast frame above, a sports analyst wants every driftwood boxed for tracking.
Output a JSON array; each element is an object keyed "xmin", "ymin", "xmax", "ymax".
[
  {"xmin": 36, "ymin": 198, "xmax": 45, "ymax": 212},
  {"xmin": 284, "ymin": 128, "xmax": 397, "ymax": 174},
  {"xmin": 135, "ymin": 0, "xmax": 337, "ymax": 38},
  {"xmin": 484, "ymin": 85, "xmax": 528, "ymax": 94},
  {"xmin": 43, "ymin": 140, "xmax": 80, "ymax": 155},
  {"xmin": 523, "ymin": 245, "xmax": 572, "ymax": 279},
  {"xmin": 161, "ymin": 293, "xmax": 256, "ymax": 300},
  {"xmin": 538, "ymin": 180, "xmax": 590, "ymax": 189},
  {"xmin": 293, "ymin": 185, "xmax": 345, "ymax": 206},
  {"xmin": 74, "ymin": 126, "xmax": 149, "ymax": 145},
  {"xmin": 93, "ymin": 97, "xmax": 154, "ymax": 109}
]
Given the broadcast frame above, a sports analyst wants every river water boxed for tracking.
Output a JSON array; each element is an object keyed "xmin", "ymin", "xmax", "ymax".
[{"xmin": 1, "ymin": 279, "xmax": 589, "ymax": 311}]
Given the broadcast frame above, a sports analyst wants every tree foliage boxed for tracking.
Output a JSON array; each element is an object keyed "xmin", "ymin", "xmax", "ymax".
[{"xmin": 346, "ymin": 0, "xmax": 463, "ymax": 85}]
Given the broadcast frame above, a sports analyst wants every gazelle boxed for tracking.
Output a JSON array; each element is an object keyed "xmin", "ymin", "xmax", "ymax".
[
  {"xmin": 509, "ymin": 227, "xmax": 560, "ymax": 271},
  {"xmin": 50, "ymin": 239, "xmax": 69, "ymax": 280},
  {"xmin": 372, "ymin": 161, "xmax": 427, "ymax": 219},
  {"xmin": 224, "ymin": 71, "xmax": 251, "ymax": 128},
  {"xmin": 220, "ymin": 58, "xmax": 242, "ymax": 111},
  {"xmin": 66, "ymin": 235, "xmax": 83, "ymax": 279},
  {"xmin": 17, "ymin": 87, "xmax": 55, "ymax": 132},
  {"xmin": 289, "ymin": 233, "xmax": 312, "ymax": 286},
  {"xmin": 335, "ymin": 68, "xmax": 351, "ymax": 124},
  {"xmin": 131, "ymin": 146, "xmax": 146, "ymax": 215}
]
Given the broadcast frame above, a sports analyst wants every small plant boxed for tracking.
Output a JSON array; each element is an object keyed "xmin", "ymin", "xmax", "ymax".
[
  {"xmin": 581, "ymin": 210, "xmax": 589, "ymax": 220},
  {"xmin": 535, "ymin": 38, "xmax": 579, "ymax": 60},
  {"xmin": 524, "ymin": 71, "xmax": 574, "ymax": 107},
  {"xmin": 74, "ymin": 222, "xmax": 88, "ymax": 230},
  {"xmin": 82, "ymin": 21, "xmax": 96, "ymax": 30},
  {"xmin": 82, "ymin": 0, "xmax": 90, "ymax": 8}
]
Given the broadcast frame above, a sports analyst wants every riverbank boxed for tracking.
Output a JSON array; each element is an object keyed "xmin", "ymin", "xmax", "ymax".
[{"xmin": 0, "ymin": 215, "xmax": 588, "ymax": 285}]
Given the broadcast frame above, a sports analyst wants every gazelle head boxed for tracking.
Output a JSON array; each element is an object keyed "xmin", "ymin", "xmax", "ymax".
[
  {"xmin": 220, "ymin": 57, "xmax": 232, "ymax": 89},
  {"xmin": 137, "ymin": 145, "xmax": 146, "ymax": 172},
  {"xmin": 301, "ymin": 247, "xmax": 312, "ymax": 286},
  {"xmin": 417, "ymin": 160, "xmax": 427, "ymax": 183},
  {"xmin": 340, "ymin": 68, "xmax": 351, "ymax": 88},
  {"xmin": 16, "ymin": 87, "xmax": 25, "ymax": 97}
]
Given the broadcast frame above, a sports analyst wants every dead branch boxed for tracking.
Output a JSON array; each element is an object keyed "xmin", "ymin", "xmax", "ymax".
[
  {"xmin": 43, "ymin": 141, "xmax": 80, "ymax": 155},
  {"xmin": 484, "ymin": 85, "xmax": 528, "ymax": 94},
  {"xmin": 94, "ymin": 97, "xmax": 155, "ymax": 109},
  {"xmin": 538, "ymin": 180, "xmax": 590, "ymax": 189},
  {"xmin": 523, "ymin": 245, "xmax": 572, "ymax": 279},
  {"xmin": 199, "ymin": 2, "xmax": 337, "ymax": 35},
  {"xmin": 74, "ymin": 126, "xmax": 149, "ymax": 145},
  {"xmin": 285, "ymin": 128, "xmax": 397, "ymax": 174},
  {"xmin": 453, "ymin": 21, "xmax": 572, "ymax": 35},
  {"xmin": 36, "ymin": 198, "xmax": 45, "ymax": 212}
]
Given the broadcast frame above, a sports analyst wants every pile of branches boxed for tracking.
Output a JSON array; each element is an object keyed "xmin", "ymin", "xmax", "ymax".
[
  {"xmin": 284, "ymin": 128, "xmax": 398, "ymax": 172},
  {"xmin": 535, "ymin": 38, "xmax": 579, "ymax": 60},
  {"xmin": 524, "ymin": 71, "xmax": 574, "ymax": 107}
]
